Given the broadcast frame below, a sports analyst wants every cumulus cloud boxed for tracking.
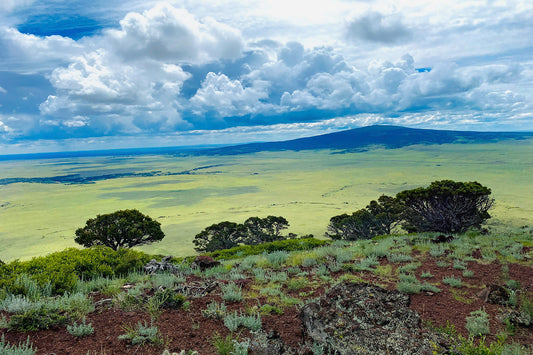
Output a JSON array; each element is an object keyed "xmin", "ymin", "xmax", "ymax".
[
  {"xmin": 190, "ymin": 72, "xmax": 271, "ymax": 118},
  {"xmin": 37, "ymin": 4, "xmax": 249, "ymax": 136},
  {"xmin": 39, "ymin": 26, "xmax": 529, "ymax": 139},
  {"xmin": 346, "ymin": 11, "xmax": 412, "ymax": 44},
  {"xmin": 1, "ymin": 0, "xmax": 529, "ymax": 148},
  {"xmin": 0, "ymin": 27, "xmax": 82, "ymax": 72},
  {"xmin": 274, "ymin": 48, "xmax": 526, "ymax": 120},
  {"xmin": 40, "ymin": 49, "xmax": 192, "ymax": 132},
  {"xmin": 104, "ymin": 3, "xmax": 243, "ymax": 62}
]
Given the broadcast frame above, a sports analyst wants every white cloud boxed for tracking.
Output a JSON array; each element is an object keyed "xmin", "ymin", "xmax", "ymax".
[
  {"xmin": 0, "ymin": 27, "xmax": 82, "ymax": 72},
  {"xmin": 190, "ymin": 72, "xmax": 271, "ymax": 117},
  {"xmin": 38, "ymin": 4, "xmax": 249, "ymax": 133},
  {"xmin": 104, "ymin": 3, "xmax": 243, "ymax": 62},
  {"xmin": 0, "ymin": 120, "xmax": 11, "ymax": 133},
  {"xmin": 0, "ymin": 0, "xmax": 34, "ymax": 13},
  {"xmin": 274, "ymin": 48, "xmax": 527, "ymax": 119},
  {"xmin": 1, "ymin": 0, "xmax": 532, "ymax": 148},
  {"xmin": 0, "ymin": 86, "xmax": 6, "ymax": 94},
  {"xmin": 346, "ymin": 11, "xmax": 412, "ymax": 44},
  {"xmin": 63, "ymin": 116, "xmax": 89, "ymax": 128}
]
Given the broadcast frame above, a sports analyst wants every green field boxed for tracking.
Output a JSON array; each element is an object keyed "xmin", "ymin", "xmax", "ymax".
[{"xmin": 1, "ymin": 141, "xmax": 532, "ymax": 261}]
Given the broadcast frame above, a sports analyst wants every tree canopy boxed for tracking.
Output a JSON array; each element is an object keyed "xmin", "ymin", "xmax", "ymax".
[
  {"xmin": 326, "ymin": 180, "xmax": 494, "ymax": 240},
  {"xmin": 396, "ymin": 180, "xmax": 493, "ymax": 234},
  {"xmin": 326, "ymin": 195, "xmax": 402, "ymax": 241},
  {"xmin": 192, "ymin": 221, "xmax": 245, "ymax": 253},
  {"xmin": 193, "ymin": 216, "xmax": 290, "ymax": 253},
  {"xmin": 74, "ymin": 209, "xmax": 164, "ymax": 250}
]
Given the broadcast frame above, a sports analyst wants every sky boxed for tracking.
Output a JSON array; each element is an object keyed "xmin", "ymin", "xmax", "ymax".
[{"xmin": 0, "ymin": 0, "xmax": 532, "ymax": 154}]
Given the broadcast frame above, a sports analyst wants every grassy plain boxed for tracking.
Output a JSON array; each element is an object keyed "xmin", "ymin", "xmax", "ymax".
[{"xmin": 1, "ymin": 140, "xmax": 532, "ymax": 261}]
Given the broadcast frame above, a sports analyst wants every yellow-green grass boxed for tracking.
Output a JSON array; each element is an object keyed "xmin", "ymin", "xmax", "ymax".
[{"xmin": 1, "ymin": 140, "xmax": 532, "ymax": 261}]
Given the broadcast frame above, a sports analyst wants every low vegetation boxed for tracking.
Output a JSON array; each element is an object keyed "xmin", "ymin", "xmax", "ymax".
[
  {"xmin": 0, "ymin": 180, "xmax": 532, "ymax": 353},
  {"xmin": 0, "ymin": 226, "xmax": 532, "ymax": 353}
]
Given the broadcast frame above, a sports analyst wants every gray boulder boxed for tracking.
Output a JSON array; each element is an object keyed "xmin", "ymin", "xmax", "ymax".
[
  {"xmin": 300, "ymin": 282, "xmax": 451, "ymax": 354},
  {"xmin": 143, "ymin": 255, "xmax": 176, "ymax": 273}
]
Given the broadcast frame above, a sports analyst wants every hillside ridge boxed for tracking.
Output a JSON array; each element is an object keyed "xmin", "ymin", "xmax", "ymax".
[{"xmin": 199, "ymin": 125, "xmax": 533, "ymax": 155}]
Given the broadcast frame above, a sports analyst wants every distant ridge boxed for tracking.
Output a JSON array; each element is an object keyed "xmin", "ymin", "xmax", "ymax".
[
  {"xmin": 2, "ymin": 125, "xmax": 533, "ymax": 161},
  {"xmin": 200, "ymin": 125, "xmax": 533, "ymax": 155}
]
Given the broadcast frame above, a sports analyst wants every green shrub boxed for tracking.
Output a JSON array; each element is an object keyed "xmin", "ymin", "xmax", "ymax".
[
  {"xmin": 429, "ymin": 244, "xmax": 446, "ymax": 257},
  {"xmin": 443, "ymin": 276, "xmax": 462, "ymax": 288},
  {"xmin": 301, "ymin": 257, "xmax": 317, "ymax": 267},
  {"xmin": 386, "ymin": 253, "xmax": 412, "ymax": 263},
  {"xmin": 268, "ymin": 271, "xmax": 288, "ymax": 282},
  {"xmin": 152, "ymin": 289, "xmax": 187, "ymax": 310},
  {"xmin": 436, "ymin": 260, "xmax": 449, "ymax": 268},
  {"xmin": 286, "ymin": 277, "xmax": 309, "ymax": 291},
  {"xmin": 8, "ymin": 307, "xmax": 67, "ymax": 331},
  {"xmin": 397, "ymin": 281, "xmax": 421, "ymax": 294},
  {"xmin": 67, "ymin": 317, "xmax": 94, "ymax": 337},
  {"xmin": 113, "ymin": 292, "xmax": 144, "ymax": 311},
  {"xmin": 118, "ymin": 321, "xmax": 161, "ymax": 345},
  {"xmin": 352, "ymin": 256, "xmax": 379, "ymax": 271},
  {"xmin": 202, "ymin": 301, "xmax": 227, "ymax": 319},
  {"xmin": 420, "ymin": 271, "xmax": 434, "ymax": 278},
  {"xmin": 335, "ymin": 249, "xmax": 354, "ymax": 263},
  {"xmin": 397, "ymin": 262, "xmax": 420, "ymax": 274},
  {"xmin": 253, "ymin": 268, "xmax": 267, "ymax": 282},
  {"xmin": 0, "ymin": 247, "xmax": 151, "ymax": 295},
  {"xmin": 465, "ymin": 309, "xmax": 490, "ymax": 336},
  {"xmin": 420, "ymin": 282, "xmax": 441, "ymax": 293},
  {"xmin": 232, "ymin": 338, "xmax": 250, "ymax": 355},
  {"xmin": 208, "ymin": 238, "xmax": 329, "ymax": 260},
  {"xmin": 0, "ymin": 314, "xmax": 8, "ymax": 329},
  {"xmin": 453, "ymin": 260, "xmax": 467, "ymax": 270},
  {"xmin": 0, "ymin": 295, "xmax": 39, "ymax": 314},
  {"xmin": 0, "ymin": 334, "xmax": 35, "ymax": 355},
  {"xmin": 259, "ymin": 304, "xmax": 283, "ymax": 315},
  {"xmin": 221, "ymin": 283, "xmax": 243, "ymax": 302},
  {"xmin": 259, "ymin": 285, "xmax": 282, "ymax": 297},
  {"xmin": 223, "ymin": 311, "xmax": 262, "ymax": 332},
  {"xmin": 462, "ymin": 270, "xmax": 474, "ymax": 278},
  {"xmin": 152, "ymin": 273, "xmax": 185, "ymax": 289},
  {"xmin": 265, "ymin": 251, "xmax": 289, "ymax": 268},
  {"xmin": 211, "ymin": 333, "xmax": 235, "ymax": 355}
]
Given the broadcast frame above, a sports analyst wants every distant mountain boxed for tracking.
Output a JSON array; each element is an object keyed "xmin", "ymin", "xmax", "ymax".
[
  {"xmin": 200, "ymin": 125, "xmax": 533, "ymax": 155},
  {"xmin": 2, "ymin": 125, "xmax": 532, "ymax": 162}
]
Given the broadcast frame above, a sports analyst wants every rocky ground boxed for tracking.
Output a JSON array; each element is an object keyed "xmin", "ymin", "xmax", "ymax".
[{"xmin": 1, "ymin": 250, "xmax": 533, "ymax": 354}]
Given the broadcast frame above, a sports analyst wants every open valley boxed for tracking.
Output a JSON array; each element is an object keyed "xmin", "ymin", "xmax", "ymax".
[{"xmin": 1, "ymin": 140, "xmax": 532, "ymax": 262}]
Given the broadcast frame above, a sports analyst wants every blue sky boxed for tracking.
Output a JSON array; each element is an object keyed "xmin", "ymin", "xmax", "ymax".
[{"xmin": 0, "ymin": 0, "xmax": 532, "ymax": 153}]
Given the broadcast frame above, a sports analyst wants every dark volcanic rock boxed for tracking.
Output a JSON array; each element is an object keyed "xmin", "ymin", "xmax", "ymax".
[
  {"xmin": 477, "ymin": 284, "xmax": 510, "ymax": 305},
  {"xmin": 432, "ymin": 235, "xmax": 455, "ymax": 243},
  {"xmin": 300, "ymin": 282, "xmax": 451, "ymax": 355},
  {"xmin": 500, "ymin": 309, "xmax": 532, "ymax": 327},
  {"xmin": 192, "ymin": 255, "xmax": 221, "ymax": 271}
]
